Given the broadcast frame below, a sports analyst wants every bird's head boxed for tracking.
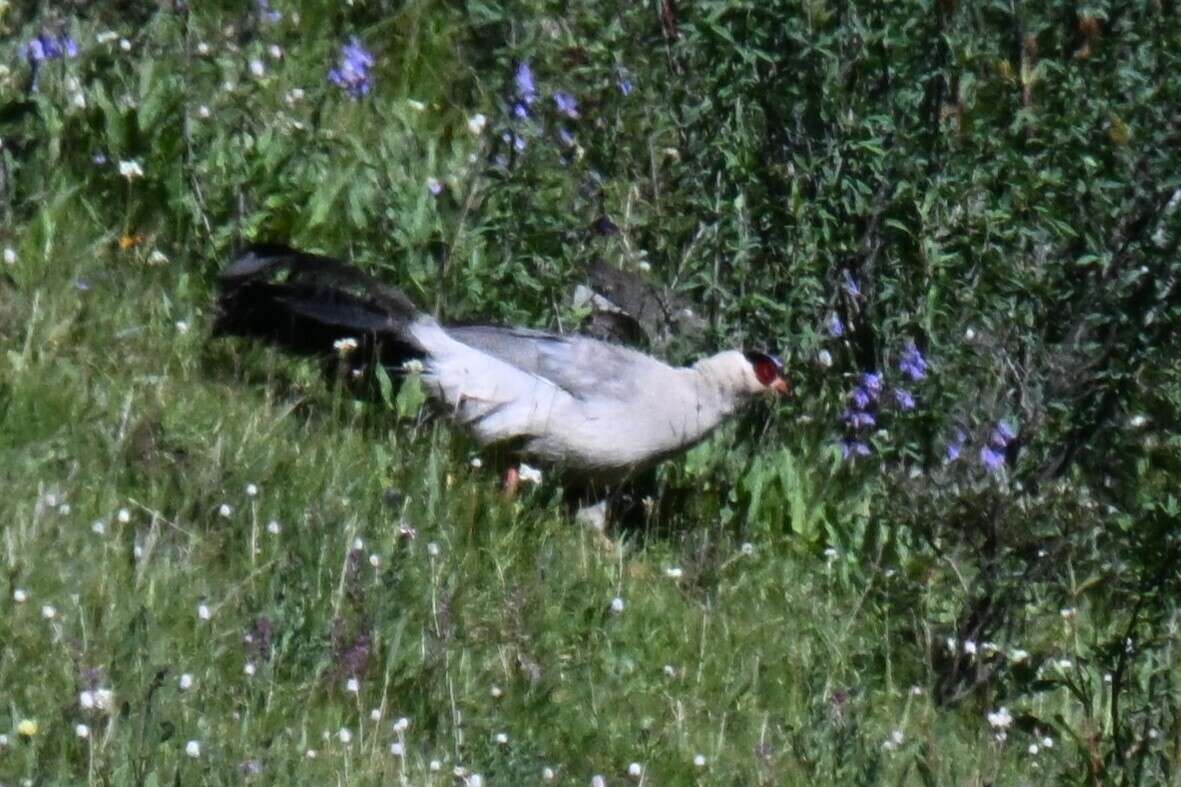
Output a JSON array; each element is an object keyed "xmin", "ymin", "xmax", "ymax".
[{"xmin": 743, "ymin": 350, "xmax": 791, "ymax": 396}]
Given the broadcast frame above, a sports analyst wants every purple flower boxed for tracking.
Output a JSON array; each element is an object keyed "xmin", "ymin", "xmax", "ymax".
[
  {"xmin": 329, "ymin": 38, "xmax": 375, "ymax": 99},
  {"xmin": 991, "ymin": 420, "xmax": 1017, "ymax": 447},
  {"xmin": 514, "ymin": 61, "xmax": 537, "ymax": 104},
  {"xmin": 553, "ymin": 91, "xmax": 579, "ymax": 119},
  {"xmin": 618, "ymin": 76, "xmax": 634, "ymax": 96},
  {"xmin": 980, "ymin": 445, "xmax": 1006, "ymax": 472},
  {"xmin": 512, "ymin": 102, "xmax": 529, "ymax": 119},
  {"xmin": 849, "ymin": 387, "xmax": 872, "ymax": 410},
  {"xmin": 898, "ymin": 345, "xmax": 928, "ymax": 381},
  {"xmin": 826, "ymin": 312, "xmax": 845, "ymax": 337},
  {"xmin": 841, "ymin": 440, "xmax": 871, "ymax": 460},
  {"xmin": 843, "ymin": 410, "xmax": 876, "ymax": 430},
  {"xmin": 557, "ymin": 127, "xmax": 576, "ymax": 148},
  {"xmin": 257, "ymin": 0, "xmax": 283, "ymax": 23},
  {"xmin": 945, "ymin": 428, "xmax": 966, "ymax": 463},
  {"xmin": 26, "ymin": 32, "xmax": 77, "ymax": 64},
  {"xmin": 841, "ymin": 270, "xmax": 861, "ymax": 298},
  {"xmin": 861, "ymin": 372, "xmax": 883, "ymax": 397},
  {"xmin": 92, "ymin": 153, "xmax": 108, "ymax": 165},
  {"xmin": 63, "ymin": 36, "xmax": 79, "ymax": 58},
  {"xmin": 892, "ymin": 388, "xmax": 915, "ymax": 411}
]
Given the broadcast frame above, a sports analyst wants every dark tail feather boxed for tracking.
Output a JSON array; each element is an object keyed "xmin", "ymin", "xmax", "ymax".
[{"xmin": 214, "ymin": 244, "xmax": 426, "ymax": 379}]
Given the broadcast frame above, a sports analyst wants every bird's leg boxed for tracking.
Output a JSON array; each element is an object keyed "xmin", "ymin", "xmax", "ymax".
[{"xmin": 502, "ymin": 465, "xmax": 521, "ymax": 499}]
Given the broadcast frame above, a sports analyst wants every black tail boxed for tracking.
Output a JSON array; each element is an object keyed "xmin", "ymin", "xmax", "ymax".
[{"xmin": 214, "ymin": 244, "xmax": 425, "ymax": 377}]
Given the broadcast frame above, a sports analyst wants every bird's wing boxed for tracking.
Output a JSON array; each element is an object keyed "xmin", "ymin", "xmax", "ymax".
[{"xmin": 443, "ymin": 325, "xmax": 666, "ymax": 401}]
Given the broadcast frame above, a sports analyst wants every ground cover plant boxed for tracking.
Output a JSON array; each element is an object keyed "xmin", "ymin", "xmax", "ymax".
[{"xmin": 1, "ymin": 0, "xmax": 1179, "ymax": 784}]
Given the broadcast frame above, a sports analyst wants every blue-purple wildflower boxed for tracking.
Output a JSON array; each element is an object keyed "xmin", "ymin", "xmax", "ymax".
[
  {"xmin": 898, "ymin": 345, "xmax": 928, "ymax": 381},
  {"xmin": 842, "ymin": 439, "xmax": 871, "ymax": 460},
  {"xmin": 841, "ymin": 270, "xmax": 861, "ymax": 298},
  {"xmin": 257, "ymin": 0, "xmax": 283, "ymax": 24},
  {"xmin": 893, "ymin": 388, "xmax": 916, "ymax": 411},
  {"xmin": 980, "ymin": 445, "xmax": 1006, "ymax": 472},
  {"xmin": 26, "ymin": 31, "xmax": 78, "ymax": 64},
  {"xmin": 849, "ymin": 387, "xmax": 873, "ymax": 410},
  {"xmin": 553, "ymin": 91, "xmax": 579, "ymax": 119},
  {"xmin": 861, "ymin": 372, "xmax": 883, "ymax": 398},
  {"xmin": 328, "ymin": 38, "xmax": 375, "ymax": 99},
  {"xmin": 991, "ymin": 420, "xmax": 1017, "ymax": 447},
  {"xmin": 826, "ymin": 312, "xmax": 845, "ymax": 337},
  {"xmin": 945, "ymin": 428, "xmax": 967, "ymax": 463},
  {"xmin": 557, "ymin": 127, "xmax": 576, "ymax": 148},
  {"xmin": 515, "ymin": 62, "xmax": 537, "ymax": 105},
  {"xmin": 843, "ymin": 410, "xmax": 876, "ymax": 430},
  {"xmin": 617, "ymin": 72, "xmax": 634, "ymax": 96}
]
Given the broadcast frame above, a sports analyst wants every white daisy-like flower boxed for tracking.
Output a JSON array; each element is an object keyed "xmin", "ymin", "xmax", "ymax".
[
  {"xmin": 1009, "ymin": 648, "xmax": 1030, "ymax": 663},
  {"xmin": 426, "ymin": 177, "xmax": 443, "ymax": 195},
  {"xmin": 76, "ymin": 723, "xmax": 90, "ymax": 739},
  {"xmin": 693, "ymin": 754, "xmax": 707, "ymax": 768},
  {"xmin": 429, "ymin": 760, "xmax": 441, "ymax": 771},
  {"xmin": 118, "ymin": 160, "xmax": 144, "ymax": 179},
  {"xmin": 494, "ymin": 732, "xmax": 508, "ymax": 745},
  {"xmin": 119, "ymin": 38, "xmax": 132, "ymax": 51},
  {"xmin": 245, "ymin": 483, "xmax": 259, "ymax": 497},
  {"xmin": 1028, "ymin": 743, "xmax": 1039, "ymax": 755},
  {"xmin": 249, "ymin": 58, "xmax": 265, "ymax": 77},
  {"xmin": 185, "ymin": 740, "xmax": 201, "ymax": 758},
  {"xmin": 1060, "ymin": 607, "xmax": 1077, "ymax": 620},
  {"xmin": 268, "ymin": 44, "xmax": 283, "ymax": 59},
  {"xmin": 175, "ymin": 321, "xmax": 190, "ymax": 335},
  {"xmin": 196, "ymin": 105, "xmax": 211, "ymax": 119},
  {"xmin": 627, "ymin": 762, "xmax": 643, "ymax": 778},
  {"xmin": 390, "ymin": 741, "xmax": 404, "ymax": 756},
  {"xmin": 346, "ymin": 678, "xmax": 359, "ymax": 693},
  {"xmin": 338, "ymin": 728, "xmax": 352, "ymax": 744},
  {"xmin": 489, "ymin": 686, "xmax": 502, "ymax": 699},
  {"xmin": 285, "ymin": 88, "xmax": 305, "ymax": 104},
  {"xmin": 910, "ymin": 685, "xmax": 924, "ymax": 696},
  {"xmin": 96, "ymin": 31, "xmax": 119, "ymax": 44},
  {"xmin": 1041, "ymin": 736, "xmax": 1054, "ymax": 748},
  {"xmin": 1056, "ymin": 658, "xmax": 1073, "ymax": 670},
  {"xmin": 218, "ymin": 503, "xmax": 233, "ymax": 518},
  {"xmin": 402, "ymin": 358, "xmax": 424, "ymax": 373},
  {"xmin": 610, "ymin": 597, "xmax": 625, "ymax": 614},
  {"xmin": 197, "ymin": 604, "xmax": 212, "ymax": 621},
  {"xmin": 542, "ymin": 767, "xmax": 556, "ymax": 781},
  {"xmin": 986, "ymin": 707, "xmax": 1013, "ymax": 730},
  {"xmin": 41, "ymin": 604, "xmax": 57, "ymax": 619},
  {"xmin": 518, "ymin": 463, "xmax": 543, "ymax": 484},
  {"xmin": 13, "ymin": 588, "xmax": 28, "ymax": 603},
  {"xmin": 369, "ymin": 708, "xmax": 382, "ymax": 722},
  {"xmin": 591, "ymin": 776, "xmax": 606, "ymax": 787},
  {"xmin": 267, "ymin": 520, "xmax": 281, "ymax": 535},
  {"xmin": 469, "ymin": 775, "xmax": 484, "ymax": 787},
  {"xmin": 740, "ymin": 542, "xmax": 755, "ymax": 556},
  {"xmin": 369, "ymin": 553, "xmax": 381, "ymax": 568},
  {"xmin": 663, "ymin": 664, "xmax": 677, "ymax": 678},
  {"xmin": 427, "ymin": 542, "xmax": 440, "ymax": 557},
  {"xmin": 179, "ymin": 673, "xmax": 194, "ymax": 690},
  {"xmin": 196, "ymin": 41, "xmax": 210, "ymax": 55},
  {"xmin": 467, "ymin": 113, "xmax": 488, "ymax": 135},
  {"xmin": 2, "ymin": 247, "xmax": 15, "ymax": 265},
  {"xmin": 333, "ymin": 337, "xmax": 359, "ymax": 355},
  {"xmin": 117, "ymin": 508, "xmax": 131, "ymax": 524},
  {"xmin": 407, "ymin": 99, "xmax": 427, "ymax": 112},
  {"xmin": 92, "ymin": 520, "xmax": 106, "ymax": 535},
  {"xmin": 664, "ymin": 566, "xmax": 684, "ymax": 579},
  {"xmin": 306, "ymin": 749, "xmax": 317, "ymax": 759},
  {"xmin": 393, "ymin": 717, "xmax": 409, "ymax": 733},
  {"xmin": 148, "ymin": 249, "xmax": 169, "ymax": 265},
  {"xmin": 963, "ymin": 641, "xmax": 978, "ymax": 656}
]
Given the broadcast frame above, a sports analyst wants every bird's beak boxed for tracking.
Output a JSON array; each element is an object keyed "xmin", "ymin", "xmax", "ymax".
[{"xmin": 771, "ymin": 377, "xmax": 791, "ymax": 395}]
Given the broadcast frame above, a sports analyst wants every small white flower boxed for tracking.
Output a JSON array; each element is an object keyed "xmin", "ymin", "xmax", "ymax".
[
  {"xmin": 663, "ymin": 664, "xmax": 677, "ymax": 678},
  {"xmin": 338, "ymin": 728, "xmax": 352, "ymax": 744},
  {"xmin": 75, "ymin": 723, "xmax": 90, "ymax": 739},
  {"xmin": 369, "ymin": 708, "xmax": 382, "ymax": 722},
  {"xmin": 134, "ymin": 544, "xmax": 144, "ymax": 558},
  {"xmin": 664, "ymin": 567, "xmax": 683, "ymax": 579},
  {"xmin": 218, "ymin": 503, "xmax": 233, "ymax": 518},
  {"xmin": 13, "ymin": 588, "xmax": 28, "ymax": 603},
  {"xmin": 823, "ymin": 547, "xmax": 839, "ymax": 561},
  {"xmin": 117, "ymin": 508, "xmax": 132, "ymax": 524},
  {"xmin": 1009, "ymin": 648, "xmax": 1030, "ymax": 663},
  {"xmin": 185, "ymin": 740, "xmax": 201, "ymax": 758},
  {"xmin": 429, "ymin": 759, "xmax": 441, "ymax": 771},
  {"xmin": 627, "ymin": 762, "xmax": 643, "ymax": 778},
  {"xmin": 196, "ymin": 104, "xmax": 211, "ymax": 119},
  {"xmin": 346, "ymin": 678, "xmax": 359, "ymax": 693},
  {"xmin": 285, "ymin": 88, "xmax": 305, "ymax": 104},
  {"xmin": 120, "ymin": 38, "xmax": 132, "ymax": 52},
  {"xmin": 266, "ymin": 520, "xmax": 281, "ymax": 535},
  {"xmin": 148, "ymin": 249, "xmax": 169, "ymax": 265},
  {"xmin": 693, "ymin": 754, "xmax": 707, "ymax": 768},
  {"xmin": 305, "ymin": 749, "xmax": 317, "ymax": 759},
  {"xmin": 542, "ymin": 767, "xmax": 556, "ymax": 781},
  {"xmin": 401, "ymin": 358, "xmax": 424, "ymax": 373},
  {"xmin": 637, "ymin": 260, "xmax": 652, "ymax": 273},
  {"xmin": 179, "ymin": 673, "xmax": 194, "ymax": 690},
  {"xmin": 393, "ymin": 717, "xmax": 409, "ymax": 733},
  {"xmin": 945, "ymin": 637, "xmax": 957, "ymax": 652},
  {"xmin": 81, "ymin": 688, "xmax": 115, "ymax": 713},
  {"xmin": 41, "ymin": 604, "xmax": 57, "ymax": 619},
  {"xmin": 351, "ymin": 537, "xmax": 364, "ymax": 551},
  {"xmin": 1104, "ymin": 672, "xmax": 1113, "ymax": 683},
  {"xmin": 963, "ymin": 640, "xmax": 978, "ymax": 656},
  {"xmin": 197, "ymin": 604, "xmax": 212, "ymax": 621},
  {"xmin": 591, "ymin": 776, "xmax": 606, "ymax": 787},
  {"xmin": 467, "ymin": 113, "xmax": 488, "ymax": 135},
  {"xmin": 389, "ymin": 741, "xmax": 404, "ymax": 756},
  {"xmin": 245, "ymin": 483, "xmax": 259, "ymax": 497},
  {"xmin": 118, "ymin": 160, "xmax": 144, "ymax": 179},
  {"xmin": 610, "ymin": 597, "xmax": 625, "ymax": 614},
  {"xmin": 426, "ymin": 177, "xmax": 443, "ymax": 195},
  {"xmin": 1028, "ymin": 743, "xmax": 1039, "ymax": 755},
  {"xmin": 964, "ymin": 327, "xmax": 976, "ymax": 341},
  {"xmin": 817, "ymin": 349, "xmax": 833, "ymax": 367},
  {"xmin": 268, "ymin": 44, "xmax": 283, "ymax": 59},
  {"xmin": 489, "ymin": 685, "xmax": 502, "ymax": 699},
  {"xmin": 0, "ymin": 733, "xmax": 7, "ymax": 746},
  {"xmin": 469, "ymin": 776, "xmax": 484, "ymax": 787},
  {"xmin": 987, "ymin": 707, "xmax": 1013, "ymax": 730},
  {"xmin": 740, "ymin": 542, "xmax": 755, "ymax": 556},
  {"xmin": 244, "ymin": 662, "xmax": 256, "ymax": 677},
  {"xmin": 249, "ymin": 58, "xmax": 265, "ymax": 77},
  {"xmin": 494, "ymin": 732, "xmax": 508, "ymax": 745},
  {"xmin": 175, "ymin": 321, "xmax": 190, "ymax": 335},
  {"xmin": 469, "ymin": 456, "xmax": 483, "ymax": 468},
  {"xmin": 1056, "ymin": 658, "xmax": 1073, "ymax": 670},
  {"xmin": 333, "ymin": 337, "xmax": 359, "ymax": 355},
  {"xmin": 196, "ymin": 41, "xmax": 210, "ymax": 55},
  {"xmin": 1129, "ymin": 414, "xmax": 1149, "ymax": 428},
  {"xmin": 891, "ymin": 729, "xmax": 904, "ymax": 746},
  {"xmin": 80, "ymin": 690, "xmax": 95, "ymax": 709},
  {"xmin": 427, "ymin": 542, "xmax": 440, "ymax": 557},
  {"xmin": 97, "ymin": 31, "xmax": 119, "ymax": 44},
  {"xmin": 910, "ymin": 685, "xmax": 924, "ymax": 696},
  {"xmin": 71, "ymin": 91, "xmax": 87, "ymax": 109},
  {"xmin": 1060, "ymin": 607, "xmax": 1077, "ymax": 620},
  {"xmin": 1041, "ymin": 736, "xmax": 1054, "ymax": 748},
  {"xmin": 518, "ymin": 463, "xmax": 543, "ymax": 484},
  {"xmin": 369, "ymin": 553, "xmax": 381, "ymax": 568},
  {"xmin": 2, "ymin": 247, "xmax": 15, "ymax": 265},
  {"xmin": 407, "ymin": 99, "xmax": 427, "ymax": 111}
]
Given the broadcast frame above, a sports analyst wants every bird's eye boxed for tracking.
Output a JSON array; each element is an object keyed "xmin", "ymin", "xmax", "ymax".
[{"xmin": 745, "ymin": 351, "xmax": 783, "ymax": 387}]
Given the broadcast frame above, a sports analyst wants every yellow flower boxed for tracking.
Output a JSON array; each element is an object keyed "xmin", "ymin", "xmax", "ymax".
[{"xmin": 17, "ymin": 718, "xmax": 38, "ymax": 737}]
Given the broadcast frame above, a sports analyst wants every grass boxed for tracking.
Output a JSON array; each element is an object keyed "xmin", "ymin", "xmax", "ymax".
[{"xmin": 1, "ymin": 2, "xmax": 1177, "ymax": 784}]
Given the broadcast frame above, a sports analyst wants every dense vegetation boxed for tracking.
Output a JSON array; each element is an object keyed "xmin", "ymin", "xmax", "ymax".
[{"xmin": 1, "ymin": 0, "xmax": 1178, "ymax": 783}]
